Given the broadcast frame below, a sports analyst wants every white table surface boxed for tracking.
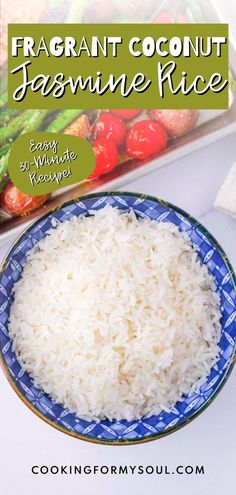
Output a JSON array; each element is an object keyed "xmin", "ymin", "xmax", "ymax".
[{"xmin": 0, "ymin": 133, "xmax": 236, "ymax": 495}]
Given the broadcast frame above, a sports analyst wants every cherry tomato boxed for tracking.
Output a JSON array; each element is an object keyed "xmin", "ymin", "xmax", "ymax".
[
  {"xmin": 126, "ymin": 120, "xmax": 168, "ymax": 160},
  {"xmin": 93, "ymin": 112, "xmax": 127, "ymax": 147},
  {"xmin": 0, "ymin": 183, "xmax": 49, "ymax": 216},
  {"xmin": 64, "ymin": 114, "xmax": 90, "ymax": 139},
  {"xmin": 111, "ymin": 110, "xmax": 141, "ymax": 120},
  {"xmin": 154, "ymin": 10, "xmax": 188, "ymax": 23},
  {"xmin": 149, "ymin": 109, "xmax": 198, "ymax": 138},
  {"xmin": 90, "ymin": 138, "xmax": 118, "ymax": 179}
]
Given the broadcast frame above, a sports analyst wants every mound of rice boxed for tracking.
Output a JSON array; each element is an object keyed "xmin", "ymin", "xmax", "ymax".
[{"xmin": 9, "ymin": 206, "xmax": 221, "ymax": 421}]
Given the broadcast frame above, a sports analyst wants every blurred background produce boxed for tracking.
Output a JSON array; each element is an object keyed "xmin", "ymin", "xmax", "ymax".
[{"xmin": 0, "ymin": 0, "xmax": 235, "ymax": 237}]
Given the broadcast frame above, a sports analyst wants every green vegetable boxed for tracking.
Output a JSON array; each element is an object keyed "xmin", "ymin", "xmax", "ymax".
[
  {"xmin": 0, "ymin": 153, "xmax": 9, "ymax": 192},
  {"xmin": 0, "ymin": 110, "xmax": 35, "ymax": 144},
  {"xmin": 1, "ymin": 109, "xmax": 21, "ymax": 125},
  {"xmin": 0, "ymin": 143, "xmax": 10, "ymax": 159},
  {"xmin": 114, "ymin": 17, "xmax": 141, "ymax": 23},
  {"xmin": 0, "ymin": 110, "xmax": 48, "ymax": 184},
  {"xmin": 41, "ymin": 110, "xmax": 60, "ymax": 129},
  {"xmin": 66, "ymin": 0, "xmax": 87, "ymax": 22},
  {"xmin": 22, "ymin": 110, "xmax": 48, "ymax": 133},
  {"xmin": 0, "ymin": 90, "xmax": 8, "ymax": 108},
  {"xmin": 0, "ymin": 68, "xmax": 8, "ymax": 94},
  {"xmin": 46, "ymin": 109, "xmax": 83, "ymax": 132},
  {"xmin": 0, "ymin": 109, "xmax": 84, "ymax": 187},
  {"xmin": 0, "ymin": 109, "xmax": 47, "ymax": 145}
]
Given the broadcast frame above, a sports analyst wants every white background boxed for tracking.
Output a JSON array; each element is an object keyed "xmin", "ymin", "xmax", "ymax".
[{"xmin": 0, "ymin": 132, "xmax": 235, "ymax": 495}]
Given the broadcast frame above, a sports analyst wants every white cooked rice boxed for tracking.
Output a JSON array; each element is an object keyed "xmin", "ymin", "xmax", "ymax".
[{"xmin": 9, "ymin": 206, "xmax": 221, "ymax": 421}]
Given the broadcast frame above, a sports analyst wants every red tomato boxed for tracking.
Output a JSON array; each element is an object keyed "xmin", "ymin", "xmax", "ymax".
[
  {"xmin": 154, "ymin": 10, "xmax": 188, "ymax": 23},
  {"xmin": 90, "ymin": 138, "xmax": 118, "ymax": 179},
  {"xmin": 0, "ymin": 183, "xmax": 49, "ymax": 216},
  {"xmin": 126, "ymin": 120, "xmax": 168, "ymax": 160},
  {"xmin": 149, "ymin": 109, "xmax": 198, "ymax": 138},
  {"xmin": 111, "ymin": 110, "xmax": 141, "ymax": 121},
  {"xmin": 93, "ymin": 112, "xmax": 127, "ymax": 147}
]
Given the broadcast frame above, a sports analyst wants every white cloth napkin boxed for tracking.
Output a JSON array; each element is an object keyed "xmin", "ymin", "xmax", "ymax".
[
  {"xmin": 201, "ymin": 209, "xmax": 236, "ymax": 269},
  {"xmin": 214, "ymin": 162, "xmax": 236, "ymax": 218}
]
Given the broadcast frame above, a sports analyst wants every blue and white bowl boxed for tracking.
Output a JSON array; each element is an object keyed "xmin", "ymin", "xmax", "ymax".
[{"xmin": 0, "ymin": 192, "xmax": 235, "ymax": 444}]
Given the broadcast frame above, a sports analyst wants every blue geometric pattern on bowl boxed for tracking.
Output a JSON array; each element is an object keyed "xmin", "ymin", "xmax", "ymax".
[{"xmin": 0, "ymin": 193, "xmax": 235, "ymax": 444}]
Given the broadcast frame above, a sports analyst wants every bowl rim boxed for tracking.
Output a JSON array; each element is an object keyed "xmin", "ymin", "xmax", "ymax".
[{"xmin": 0, "ymin": 190, "xmax": 236, "ymax": 445}]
